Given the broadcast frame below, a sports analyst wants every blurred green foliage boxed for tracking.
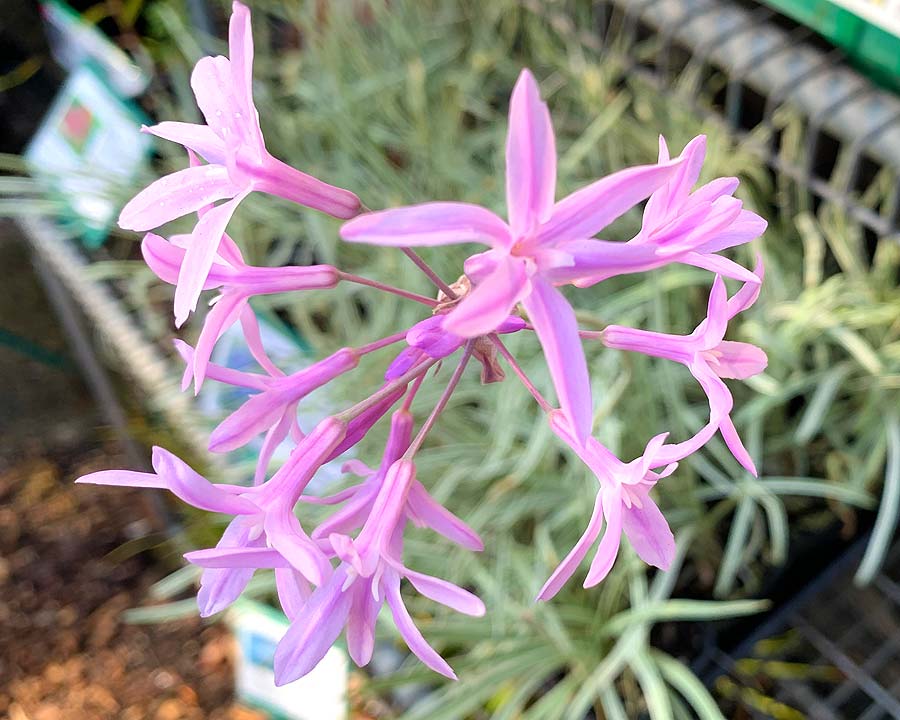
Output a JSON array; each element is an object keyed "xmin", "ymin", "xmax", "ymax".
[{"xmin": 5, "ymin": 0, "xmax": 900, "ymax": 717}]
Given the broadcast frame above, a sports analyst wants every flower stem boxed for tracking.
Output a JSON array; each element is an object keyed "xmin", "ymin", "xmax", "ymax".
[
  {"xmin": 489, "ymin": 335, "xmax": 553, "ymax": 413},
  {"xmin": 523, "ymin": 322, "xmax": 604, "ymax": 341},
  {"xmin": 336, "ymin": 357, "xmax": 438, "ymax": 422},
  {"xmin": 402, "ymin": 372, "xmax": 427, "ymax": 412},
  {"xmin": 405, "ymin": 342, "xmax": 474, "ymax": 458},
  {"xmin": 339, "ymin": 271, "xmax": 437, "ymax": 307},
  {"xmin": 356, "ymin": 331, "xmax": 408, "ymax": 356},
  {"xmin": 401, "ymin": 247, "xmax": 457, "ymax": 299}
]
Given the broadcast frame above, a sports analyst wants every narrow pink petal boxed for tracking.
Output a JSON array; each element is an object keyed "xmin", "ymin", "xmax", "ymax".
[
  {"xmin": 664, "ymin": 135, "xmax": 707, "ymax": 213},
  {"xmin": 719, "ymin": 415, "xmax": 758, "ymax": 476},
  {"xmin": 151, "ymin": 446, "xmax": 258, "ymax": 514},
  {"xmin": 227, "ymin": 2, "xmax": 264, "ymax": 153},
  {"xmin": 694, "ymin": 209, "xmax": 767, "ymax": 254},
  {"xmin": 240, "ymin": 306, "xmax": 284, "ymax": 377},
  {"xmin": 173, "ymin": 339, "xmax": 266, "ymax": 392},
  {"xmin": 522, "ymin": 277, "xmax": 593, "ymax": 444},
  {"xmin": 506, "ymin": 69, "xmax": 557, "ymax": 236},
  {"xmin": 621, "ymin": 495, "xmax": 676, "ymax": 569},
  {"xmin": 727, "ymin": 256, "xmax": 765, "ymax": 319},
  {"xmin": 406, "ymin": 482, "xmax": 484, "ymax": 551},
  {"xmin": 197, "ymin": 518, "xmax": 259, "ymax": 616},
  {"xmin": 340, "ymin": 460, "xmax": 375, "ymax": 478},
  {"xmin": 538, "ymin": 158, "xmax": 683, "ymax": 245},
  {"xmin": 191, "ymin": 55, "xmax": 241, "ymax": 141},
  {"xmin": 174, "ymin": 189, "xmax": 250, "ymax": 327},
  {"xmin": 142, "ymin": 121, "xmax": 226, "ymax": 165},
  {"xmin": 340, "ymin": 203, "xmax": 510, "ymax": 248},
  {"xmin": 264, "ymin": 507, "xmax": 331, "ymax": 585},
  {"xmin": 75, "ymin": 469, "xmax": 165, "ymax": 489},
  {"xmin": 601, "ymin": 324, "xmax": 691, "ymax": 364},
  {"xmin": 536, "ymin": 491, "xmax": 604, "ymax": 601},
  {"xmin": 652, "ymin": 420, "xmax": 719, "ymax": 466},
  {"xmin": 209, "ymin": 389, "xmax": 287, "ymax": 453},
  {"xmin": 383, "ymin": 573, "xmax": 457, "ymax": 680},
  {"xmin": 640, "ymin": 136, "xmax": 671, "ymax": 232},
  {"xmin": 401, "ymin": 567, "xmax": 485, "ymax": 616},
  {"xmin": 583, "ymin": 489, "xmax": 624, "ymax": 587},
  {"xmin": 274, "ymin": 573, "xmax": 352, "ymax": 685},
  {"xmin": 275, "ymin": 567, "xmax": 312, "ymax": 622},
  {"xmin": 689, "ymin": 275, "xmax": 729, "ymax": 348},
  {"xmin": 687, "ymin": 176, "xmax": 740, "ymax": 207},
  {"xmin": 254, "ymin": 411, "xmax": 294, "ymax": 485},
  {"xmin": 442, "ymin": 255, "xmax": 530, "ymax": 338},
  {"xmin": 311, "ymin": 488, "xmax": 377, "ymax": 540},
  {"xmin": 325, "ymin": 387, "xmax": 406, "ymax": 463},
  {"xmin": 185, "ymin": 546, "xmax": 290, "ymax": 568},
  {"xmin": 192, "ymin": 292, "xmax": 248, "ymax": 391},
  {"xmin": 543, "ymin": 238, "xmax": 677, "ymax": 284},
  {"xmin": 119, "ymin": 164, "xmax": 236, "ymax": 231},
  {"xmin": 709, "ymin": 341, "xmax": 768, "ymax": 379},
  {"xmin": 680, "ymin": 252, "xmax": 760, "ymax": 283},
  {"xmin": 346, "ymin": 580, "xmax": 380, "ymax": 666}
]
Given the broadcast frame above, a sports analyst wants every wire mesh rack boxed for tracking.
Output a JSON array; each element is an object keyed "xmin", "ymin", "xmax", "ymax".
[
  {"xmin": 594, "ymin": 0, "xmax": 900, "ymax": 241},
  {"xmin": 698, "ymin": 538, "xmax": 900, "ymax": 719}
]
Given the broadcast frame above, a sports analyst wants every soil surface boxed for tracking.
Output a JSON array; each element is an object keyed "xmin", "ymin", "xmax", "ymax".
[{"xmin": 0, "ymin": 227, "xmax": 264, "ymax": 720}]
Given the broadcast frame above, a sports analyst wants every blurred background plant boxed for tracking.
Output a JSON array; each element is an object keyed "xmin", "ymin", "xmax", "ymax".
[{"xmin": 3, "ymin": 0, "xmax": 899, "ymax": 718}]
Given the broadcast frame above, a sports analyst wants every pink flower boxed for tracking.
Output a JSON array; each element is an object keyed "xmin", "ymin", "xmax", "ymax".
[
  {"xmin": 275, "ymin": 457, "xmax": 484, "ymax": 684},
  {"xmin": 602, "ymin": 261, "xmax": 768, "ymax": 475},
  {"xmin": 341, "ymin": 69, "xmax": 686, "ymax": 443},
  {"xmin": 78, "ymin": 418, "xmax": 348, "ymax": 616},
  {"xmin": 537, "ymin": 411, "xmax": 679, "ymax": 600},
  {"xmin": 308, "ymin": 410, "xmax": 483, "ymax": 552},
  {"xmin": 120, "ymin": 2, "xmax": 360, "ymax": 324},
  {"xmin": 572, "ymin": 135, "xmax": 766, "ymax": 287},
  {"xmin": 143, "ymin": 232, "xmax": 339, "ymax": 388}
]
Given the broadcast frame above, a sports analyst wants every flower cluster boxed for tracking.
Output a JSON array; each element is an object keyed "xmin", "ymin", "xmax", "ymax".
[{"xmin": 79, "ymin": 3, "xmax": 767, "ymax": 684}]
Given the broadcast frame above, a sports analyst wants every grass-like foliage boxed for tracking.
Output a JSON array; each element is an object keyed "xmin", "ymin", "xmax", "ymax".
[{"xmin": 5, "ymin": 0, "xmax": 899, "ymax": 717}]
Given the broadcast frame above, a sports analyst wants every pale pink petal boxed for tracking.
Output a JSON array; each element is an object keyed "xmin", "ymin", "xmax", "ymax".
[
  {"xmin": 197, "ymin": 518, "xmax": 260, "ymax": 616},
  {"xmin": 173, "ymin": 339, "xmax": 266, "ymax": 392},
  {"xmin": 719, "ymin": 414, "xmax": 758, "ymax": 476},
  {"xmin": 442, "ymin": 255, "xmax": 530, "ymax": 338},
  {"xmin": 709, "ymin": 341, "xmax": 768, "ymax": 379},
  {"xmin": 240, "ymin": 306, "xmax": 284, "ymax": 377},
  {"xmin": 537, "ymin": 158, "xmax": 683, "ymax": 245},
  {"xmin": 680, "ymin": 252, "xmax": 760, "ymax": 283},
  {"xmin": 150, "ymin": 446, "xmax": 258, "ymax": 514},
  {"xmin": 401, "ymin": 566, "xmax": 485, "ymax": 616},
  {"xmin": 340, "ymin": 203, "xmax": 510, "ymax": 248},
  {"xmin": 264, "ymin": 507, "xmax": 331, "ymax": 585},
  {"xmin": 192, "ymin": 292, "xmax": 248, "ymax": 391},
  {"xmin": 142, "ymin": 121, "xmax": 227, "ymax": 164},
  {"xmin": 543, "ymin": 238, "xmax": 678, "ymax": 284},
  {"xmin": 688, "ymin": 275, "xmax": 729, "ymax": 349},
  {"xmin": 536, "ymin": 491, "xmax": 604, "ymax": 601},
  {"xmin": 275, "ymin": 567, "xmax": 312, "ymax": 622},
  {"xmin": 191, "ymin": 55, "xmax": 244, "ymax": 143},
  {"xmin": 687, "ymin": 176, "xmax": 740, "ymax": 206},
  {"xmin": 208, "ymin": 389, "xmax": 287, "ymax": 453},
  {"xmin": 75, "ymin": 469, "xmax": 165, "ymax": 489},
  {"xmin": 406, "ymin": 482, "xmax": 484, "ymax": 551},
  {"xmin": 346, "ymin": 580, "xmax": 380, "ymax": 666},
  {"xmin": 274, "ymin": 572, "xmax": 352, "ymax": 685},
  {"xmin": 174, "ymin": 189, "xmax": 251, "ymax": 327},
  {"xmin": 727, "ymin": 256, "xmax": 765, "ymax": 319},
  {"xmin": 640, "ymin": 136, "xmax": 671, "ymax": 232},
  {"xmin": 383, "ymin": 573, "xmax": 457, "ymax": 680},
  {"xmin": 227, "ymin": 1, "xmax": 264, "ymax": 152},
  {"xmin": 694, "ymin": 210, "xmax": 767, "ymax": 254},
  {"xmin": 621, "ymin": 495, "xmax": 676, "ymax": 569},
  {"xmin": 254, "ymin": 410, "xmax": 294, "ymax": 485},
  {"xmin": 185, "ymin": 546, "xmax": 290, "ymax": 568},
  {"xmin": 119, "ymin": 164, "xmax": 237, "ymax": 231},
  {"xmin": 663, "ymin": 135, "xmax": 706, "ymax": 213},
  {"xmin": 506, "ymin": 69, "xmax": 557, "ymax": 236},
  {"xmin": 583, "ymin": 489, "xmax": 624, "ymax": 587},
  {"xmin": 522, "ymin": 277, "xmax": 593, "ymax": 444}
]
